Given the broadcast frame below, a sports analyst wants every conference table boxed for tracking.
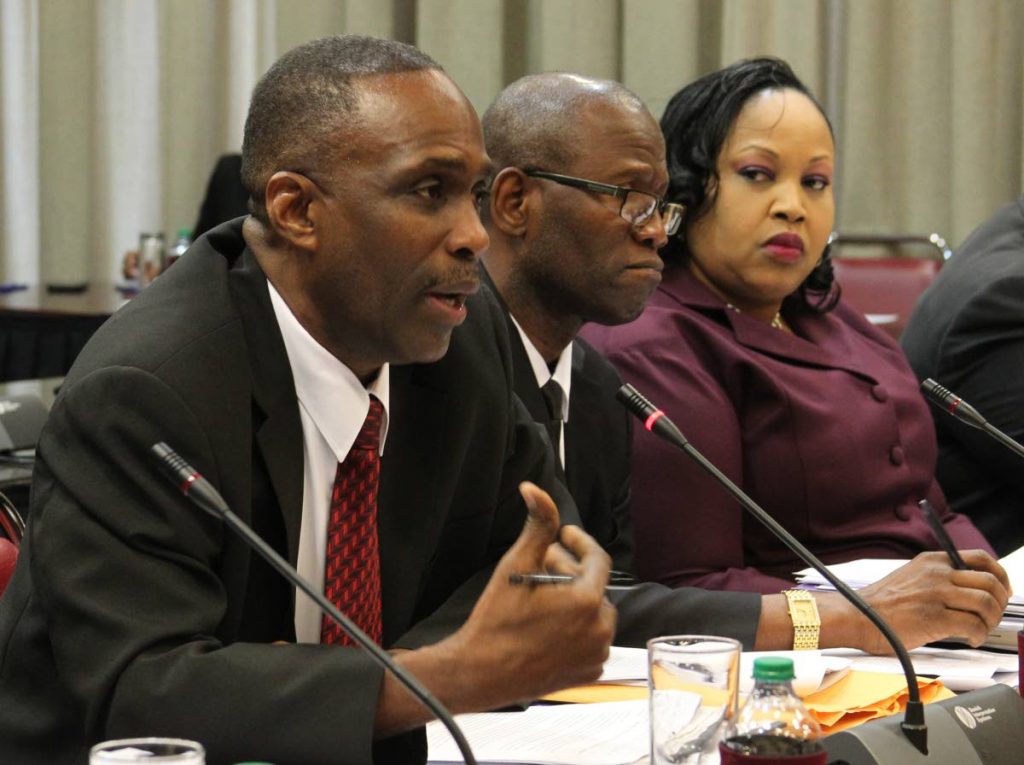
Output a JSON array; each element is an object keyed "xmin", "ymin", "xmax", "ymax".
[{"xmin": 0, "ymin": 283, "xmax": 128, "ymax": 382}]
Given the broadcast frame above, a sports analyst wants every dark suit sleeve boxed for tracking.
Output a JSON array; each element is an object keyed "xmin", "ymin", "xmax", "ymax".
[
  {"xmin": 31, "ymin": 368, "xmax": 384, "ymax": 765},
  {"xmin": 601, "ymin": 400, "xmax": 635, "ymax": 573},
  {"xmin": 931, "ymin": 271, "xmax": 1024, "ymax": 552},
  {"xmin": 613, "ymin": 584, "xmax": 760, "ymax": 649}
]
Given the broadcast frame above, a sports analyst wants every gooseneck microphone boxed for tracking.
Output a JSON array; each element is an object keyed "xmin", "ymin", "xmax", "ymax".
[
  {"xmin": 151, "ymin": 442, "xmax": 477, "ymax": 765},
  {"xmin": 615, "ymin": 385, "xmax": 930, "ymax": 756},
  {"xmin": 921, "ymin": 379, "xmax": 1024, "ymax": 461}
]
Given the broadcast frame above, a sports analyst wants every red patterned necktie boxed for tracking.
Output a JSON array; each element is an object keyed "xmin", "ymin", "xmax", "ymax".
[{"xmin": 321, "ymin": 396, "xmax": 385, "ymax": 646}]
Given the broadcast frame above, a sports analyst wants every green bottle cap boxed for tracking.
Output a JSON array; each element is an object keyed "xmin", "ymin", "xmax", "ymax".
[
  {"xmin": 177, "ymin": 228, "xmax": 192, "ymax": 238},
  {"xmin": 752, "ymin": 656, "xmax": 795, "ymax": 681}
]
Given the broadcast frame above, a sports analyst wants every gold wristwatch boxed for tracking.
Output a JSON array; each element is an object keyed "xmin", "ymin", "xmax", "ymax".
[{"xmin": 783, "ymin": 589, "xmax": 820, "ymax": 650}]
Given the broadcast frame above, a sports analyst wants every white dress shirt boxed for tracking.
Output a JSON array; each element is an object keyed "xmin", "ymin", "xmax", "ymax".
[
  {"xmin": 268, "ymin": 282, "xmax": 390, "ymax": 644},
  {"xmin": 509, "ymin": 315, "xmax": 572, "ymax": 467}
]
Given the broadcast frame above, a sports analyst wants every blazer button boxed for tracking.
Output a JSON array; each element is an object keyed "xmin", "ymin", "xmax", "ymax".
[
  {"xmin": 889, "ymin": 445, "xmax": 905, "ymax": 465},
  {"xmin": 871, "ymin": 384, "xmax": 889, "ymax": 403},
  {"xmin": 895, "ymin": 503, "xmax": 913, "ymax": 521}
]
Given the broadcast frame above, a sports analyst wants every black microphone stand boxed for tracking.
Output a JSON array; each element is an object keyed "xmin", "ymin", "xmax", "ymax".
[
  {"xmin": 151, "ymin": 442, "xmax": 478, "ymax": 765},
  {"xmin": 616, "ymin": 385, "xmax": 929, "ymax": 756}
]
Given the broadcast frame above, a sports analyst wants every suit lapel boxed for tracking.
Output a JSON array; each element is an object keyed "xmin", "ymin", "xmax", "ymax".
[
  {"xmin": 482, "ymin": 268, "xmax": 550, "ymax": 423},
  {"xmin": 563, "ymin": 341, "xmax": 594, "ymax": 496},
  {"xmin": 228, "ymin": 250, "xmax": 305, "ymax": 564},
  {"xmin": 506, "ymin": 317, "xmax": 550, "ymax": 423}
]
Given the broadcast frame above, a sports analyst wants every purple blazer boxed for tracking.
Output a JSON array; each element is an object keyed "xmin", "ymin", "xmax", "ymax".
[{"xmin": 583, "ymin": 266, "xmax": 993, "ymax": 594}]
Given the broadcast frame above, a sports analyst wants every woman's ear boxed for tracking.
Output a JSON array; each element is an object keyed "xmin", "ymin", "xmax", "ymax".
[
  {"xmin": 264, "ymin": 171, "xmax": 320, "ymax": 250},
  {"xmin": 489, "ymin": 167, "xmax": 532, "ymax": 237}
]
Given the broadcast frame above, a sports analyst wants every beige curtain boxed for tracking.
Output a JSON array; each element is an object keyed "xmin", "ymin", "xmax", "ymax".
[{"xmin": 1, "ymin": 0, "xmax": 1022, "ymax": 285}]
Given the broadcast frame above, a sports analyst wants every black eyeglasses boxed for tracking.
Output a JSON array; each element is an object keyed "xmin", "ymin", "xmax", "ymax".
[{"xmin": 524, "ymin": 170, "xmax": 684, "ymax": 236}]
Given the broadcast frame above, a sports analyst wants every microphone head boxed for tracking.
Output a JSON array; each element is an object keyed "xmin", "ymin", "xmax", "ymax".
[
  {"xmin": 151, "ymin": 442, "xmax": 227, "ymax": 518},
  {"xmin": 151, "ymin": 441, "xmax": 196, "ymax": 486},
  {"xmin": 921, "ymin": 378, "xmax": 953, "ymax": 408},
  {"xmin": 616, "ymin": 384, "xmax": 687, "ymax": 445},
  {"xmin": 616, "ymin": 383, "xmax": 657, "ymax": 420},
  {"xmin": 920, "ymin": 378, "xmax": 988, "ymax": 429}
]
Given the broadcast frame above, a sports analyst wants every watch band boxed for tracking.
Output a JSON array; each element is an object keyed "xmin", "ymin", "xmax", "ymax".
[{"xmin": 783, "ymin": 589, "xmax": 821, "ymax": 650}]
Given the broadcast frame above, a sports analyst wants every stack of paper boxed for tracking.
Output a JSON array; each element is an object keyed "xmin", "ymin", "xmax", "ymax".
[
  {"xmin": 803, "ymin": 670, "xmax": 952, "ymax": 733},
  {"xmin": 822, "ymin": 646, "xmax": 1020, "ymax": 692},
  {"xmin": 794, "ymin": 547, "xmax": 1024, "ymax": 650}
]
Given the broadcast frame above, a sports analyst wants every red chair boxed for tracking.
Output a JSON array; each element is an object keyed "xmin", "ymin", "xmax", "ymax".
[
  {"xmin": 0, "ymin": 491, "xmax": 24, "ymax": 596},
  {"xmin": 830, "ymin": 233, "xmax": 951, "ymax": 340},
  {"xmin": 0, "ymin": 537, "xmax": 16, "ymax": 594}
]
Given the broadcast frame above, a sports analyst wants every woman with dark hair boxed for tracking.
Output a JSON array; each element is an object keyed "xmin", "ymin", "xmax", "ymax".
[{"xmin": 584, "ymin": 58, "xmax": 993, "ymax": 595}]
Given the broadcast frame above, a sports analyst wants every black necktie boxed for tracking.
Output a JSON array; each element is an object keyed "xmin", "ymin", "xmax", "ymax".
[{"xmin": 540, "ymin": 379, "xmax": 564, "ymax": 459}]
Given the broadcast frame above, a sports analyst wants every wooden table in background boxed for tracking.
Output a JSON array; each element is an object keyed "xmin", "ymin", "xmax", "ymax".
[{"xmin": 0, "ymin": 283, "xmax": 129, "ymax": 382}]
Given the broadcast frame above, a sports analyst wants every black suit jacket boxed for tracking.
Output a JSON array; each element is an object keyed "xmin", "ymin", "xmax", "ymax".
[
  {"xmin": 490, "ymin": 274, "xmax": 760, "ymax": 652},
  {"xmin": 902, "ymin": 196, "xmax": 1024, "ymax": 555},
  {"xmin": 507, "ymin": 329, "xmax": 634, "ymax": 571},
  {"xmin": 0, "ymin": 219, "xmax": 571, "ymax": 765}
]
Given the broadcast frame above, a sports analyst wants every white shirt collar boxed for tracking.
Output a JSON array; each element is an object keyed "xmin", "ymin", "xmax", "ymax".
[
  {"xmin": 509, "ymin": 314, "xmax": 572, "ymax": 422},
  {"xmin": 268, "ymin": 281, "xmax": 390, "ymax": 460}
]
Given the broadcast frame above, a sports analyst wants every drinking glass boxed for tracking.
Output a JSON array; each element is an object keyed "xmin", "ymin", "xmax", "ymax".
[
  {"xmin": 89, "ymin": 738, "xmax": 205, "ymax": 764},
  {"xmin": 649, "ymin": 635, "xmax": 741, "ymax": 764}
]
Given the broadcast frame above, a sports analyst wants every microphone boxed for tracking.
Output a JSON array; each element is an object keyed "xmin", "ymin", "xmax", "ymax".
[
  {"xmin": 616, "ymin": 385, "xmax": 930, "ymax": 754},
  {"xmin": 619, "ymin": 385, "xmax": 1024, "ymax": 764},
  {"xmin": 150, "ymin": 442, "xmax": 477, "ymax": 765},
  {"xmin": 921, "ymin": 379, "xmax": 1024, "ymax": 460}
]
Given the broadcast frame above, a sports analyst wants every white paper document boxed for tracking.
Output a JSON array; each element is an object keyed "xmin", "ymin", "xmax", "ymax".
[
  {"xmin": 426, "ymin": 699, "xmax": 649, "ymax": 765},
  {"xmin": 597, "ymin": 645, "xmax": 648, "ymax": 683},
  {"xmin": 822, "ymin": 646, "xmax": 1020, "ymax": 691},
  {"xmin": 795, "ymin": 551, "xmax": 1024, "ymax": 607}
]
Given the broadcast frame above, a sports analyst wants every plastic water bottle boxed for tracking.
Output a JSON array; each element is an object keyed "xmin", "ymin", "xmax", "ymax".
[
  {"xmin": 167, "ymin": 228, "xmax": 191, "ymax": 268},
  {"xmin": 719, "ymin": 656, "xmax": 827, "ymax": 764}
]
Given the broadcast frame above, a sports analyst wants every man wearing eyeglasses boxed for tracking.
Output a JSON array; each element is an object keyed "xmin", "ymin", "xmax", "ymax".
[
  {"xmin": 480, "ymin": 74, "xmax": 761, "ymax": 644},
  {"xmin": 481, "ymin": 74, "xmax": 680, "ymax": 578}
]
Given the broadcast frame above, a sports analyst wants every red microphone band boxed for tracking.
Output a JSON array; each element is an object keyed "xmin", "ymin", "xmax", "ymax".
[
  {"xmin": 644, "ymin": 410, "xmax": 665, "ymax": 431},
  {"xmin": 179, "ymin": 472, "xmax": 200, "ymax": 495},
  {"xmin": 948, "ymin": 398, "xmax": 962, "ymax": 415}
]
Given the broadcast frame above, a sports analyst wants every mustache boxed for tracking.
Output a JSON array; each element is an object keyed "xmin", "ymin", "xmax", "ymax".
[{"xmin": 420, "ymin": 264, "xmax": 483, "ymax": 293}]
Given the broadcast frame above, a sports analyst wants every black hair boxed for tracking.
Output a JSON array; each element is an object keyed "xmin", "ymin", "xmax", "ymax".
[
  {"xmin": 241, "ymin": 35, "xmax": 440, "ymax": 224},
  {"xmin": 660, "ymin": 57, "xmax": 839, "ymax": 312}
]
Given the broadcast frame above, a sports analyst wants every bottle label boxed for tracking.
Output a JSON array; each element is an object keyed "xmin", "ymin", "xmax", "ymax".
[
  {"xmin": 719, "ymin": 736, "xmax": 827, "ymax": 764},
  {"xmin": 1018, "ymin": 628, "xmax": 1023, "ymax": 699}
]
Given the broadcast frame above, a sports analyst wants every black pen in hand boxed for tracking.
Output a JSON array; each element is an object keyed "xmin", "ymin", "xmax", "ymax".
[
  {"xmin": 509, "ymin": 569, "xmax": 639, "ymax": 592},
  {"xmin": 919, "ymin": 498, "xmax": 968, "ymax": 570}
]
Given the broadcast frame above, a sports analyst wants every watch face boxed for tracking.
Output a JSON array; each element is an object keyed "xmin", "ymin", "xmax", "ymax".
[{"xmin": 791, "ymin": 601, "xmax": 819, "ymax": 623}]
